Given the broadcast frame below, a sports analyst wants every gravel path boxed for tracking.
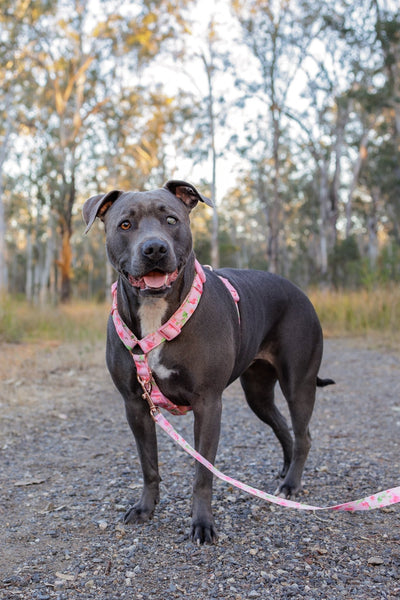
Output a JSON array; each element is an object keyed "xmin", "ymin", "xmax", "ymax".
[{"xmin": 1, "ymin": 338, "xmax": 399, "ymax": 600}]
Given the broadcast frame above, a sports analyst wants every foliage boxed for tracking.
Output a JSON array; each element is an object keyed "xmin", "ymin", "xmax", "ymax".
[
  {"xmin": 0, "ymin": 0, "xmax": 400, "ymax": 301},
  {"xmin": 330, "ymin": 236, "xmax": 362, "ymax": 288}
]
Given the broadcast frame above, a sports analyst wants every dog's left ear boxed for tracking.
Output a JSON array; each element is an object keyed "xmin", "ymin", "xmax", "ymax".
[
  {"xmin": 82, "ymin": 190, "xmax": 123, "ymax": 233},
  {"xmin": 164, "ymin": 180, "xmax": 214, "ymax": 210}
]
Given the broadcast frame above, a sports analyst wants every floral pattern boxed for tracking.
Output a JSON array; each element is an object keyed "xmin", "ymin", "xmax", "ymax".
[
  {"xmin": 154, "ymin": 412, "xmax": 400, "ymax": 512},
  {"xmin": 111, "ymin": 260, "xmax": 210, "ymax": 415}
]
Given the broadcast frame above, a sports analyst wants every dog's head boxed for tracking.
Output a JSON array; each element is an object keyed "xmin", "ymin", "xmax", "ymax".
[{"xmin": 82, "ymin": 180, "xmax": 212, "ymax": 296}]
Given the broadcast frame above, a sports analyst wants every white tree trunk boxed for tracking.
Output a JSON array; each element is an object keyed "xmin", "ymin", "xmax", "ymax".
[
  {"xmin": 346, "ymin": 130, "xmax": 369, "ymax": 238},
  {"xmin": 368, "ymin": 189, "xmax": 379, "ymax": 269},
  {"xmin": 39, "ymin": 220, "xmax": 56, "ymax": 304},
  {"xmin": 0, "ymin": 179, "xmax": 7, "ymax": 294},
  {"xmin": 25, "ymin": 229, "xmax": 33, "ymax": 302},
  {"xmin": 0, "ymin": 98, "xmax": 12, "ymax": 294},
  {"xmin": 319, "ymin": 161, "xmax": 330, "ymax": 277}
]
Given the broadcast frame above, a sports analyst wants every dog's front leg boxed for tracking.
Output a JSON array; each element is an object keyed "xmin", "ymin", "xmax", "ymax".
[
  {"xmin": 123, "ymin": 397, "xmax": 161, "ymax": 524},
  {"xmin": 191, "ymin": 396, "xmax": 222, "ymax": 544}
]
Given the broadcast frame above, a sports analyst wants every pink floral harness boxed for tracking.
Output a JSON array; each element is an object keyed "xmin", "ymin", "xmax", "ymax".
[{"xmin": 111, "ymin": 260, "xmax": 239, "ymax": 415}]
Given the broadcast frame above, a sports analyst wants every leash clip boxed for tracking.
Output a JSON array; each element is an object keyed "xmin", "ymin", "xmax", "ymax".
[
  {"xmin": 137, "ymin": 374, "xmax": 160, "ymax": 420},
  {"xmin": 149, "ymin": 406, "xmax": 160, "ymax": 420}
]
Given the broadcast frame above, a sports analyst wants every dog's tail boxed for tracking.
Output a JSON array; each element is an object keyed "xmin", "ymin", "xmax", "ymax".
[{"xmin": 317, "ymin": 376, "xmax": 335, "ymax": 387}]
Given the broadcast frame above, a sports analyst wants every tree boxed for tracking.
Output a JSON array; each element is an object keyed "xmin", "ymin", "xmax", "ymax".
[
  {"xmin": 0, "ymin": 95, "xmax": 11, "ymax": 294},
  {"xmin": 0, "ymin": 0, "xmax": 195, "ymax": 302},
  {"xmin": 233, "ymin": 0, "xmax": 320, "ymax": 273},
  {"xmin": 171, "ymin": 15, "xmax": 235, "ymax": 269},
  {"xmin": 201, "ymin": 32, "xmax": 220, "ymax": 268},
  {"xmin": 323, "ymin": 0, "xmax": 400, "ymax": 273},
  {"xmin": 0, "ymin": 0, "xmax": 45, "ymax": 294}
]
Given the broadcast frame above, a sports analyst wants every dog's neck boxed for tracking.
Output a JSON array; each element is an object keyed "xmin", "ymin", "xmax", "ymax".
[
  {"xmin": 137, "ymin": 297, "xmax": 168, "ymax": 339},
  {"xmin": 116, "ymin": 253, "xmax": 196, "ymax": 339}
]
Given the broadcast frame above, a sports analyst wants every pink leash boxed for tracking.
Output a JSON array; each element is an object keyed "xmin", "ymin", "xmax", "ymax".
[
  {"xmin": 153, "ymin": 411, "xmax": 400, "ymax": 512},
  {"xmin": 111, "ymin": 262, "xmax": 400, "ymax": 512}
]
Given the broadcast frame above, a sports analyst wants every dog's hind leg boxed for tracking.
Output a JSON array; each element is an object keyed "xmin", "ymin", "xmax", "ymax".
[
  {"xmin": 240, "ymin": 360, "xmax": 293, "ymax": 479},
  {"xmin": 276, "ymin": 373, "xmax": 317, "ymax": 498}
]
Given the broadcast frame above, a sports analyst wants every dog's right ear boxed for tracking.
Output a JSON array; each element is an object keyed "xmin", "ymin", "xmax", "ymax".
[
  {"xmin": 82, "ymin": 190, "xmax": 123, "ymax": 234},
  {"xmin": 164, "ymin": 180, "xmax": 213, "ymax": 210}
]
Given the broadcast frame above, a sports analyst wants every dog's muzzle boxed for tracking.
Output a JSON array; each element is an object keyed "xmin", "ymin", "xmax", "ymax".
[{"xmin": 122, "ymin": 236, "xmax": 178, "ymax": 291}]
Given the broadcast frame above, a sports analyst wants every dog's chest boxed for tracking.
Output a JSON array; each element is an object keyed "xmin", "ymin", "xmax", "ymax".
[{"xmin": 138, "ymin": 298, "xmax": 176, "ymax": 379}]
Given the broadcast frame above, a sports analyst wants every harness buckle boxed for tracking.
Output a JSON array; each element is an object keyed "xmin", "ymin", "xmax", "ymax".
[{"xmin": 159, "ymin": 321, "xmax": 182, "ymax": 341}]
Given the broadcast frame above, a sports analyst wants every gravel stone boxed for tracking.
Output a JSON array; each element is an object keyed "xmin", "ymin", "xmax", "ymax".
[{"xmin": 1, "ymin": 338, "xmax": 399, "ymax": 599}]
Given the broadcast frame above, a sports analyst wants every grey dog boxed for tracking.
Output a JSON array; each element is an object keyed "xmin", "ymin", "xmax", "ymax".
[{"xmin": 83, "ymin": 180, "xmax": 333, "ymax": 544}]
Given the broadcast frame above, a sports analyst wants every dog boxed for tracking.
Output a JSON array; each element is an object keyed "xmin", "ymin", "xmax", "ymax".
[{"xmin": 83, "ymin": 180, "xmax": 333, "ymax": 544}]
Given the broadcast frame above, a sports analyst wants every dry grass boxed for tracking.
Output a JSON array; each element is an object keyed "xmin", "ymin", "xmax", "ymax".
[
  {"xmin": 0, "ymin": 299, "xmax": 109, "ymax": 385},
  {"xmin": 310, "ymin": 285, "xmax": 400, "ymax": 351},
  {"xmin": 0, "ymin": 298, "xmax": 108, "ymax": 345},
  {"xmin": 1, "ymin": 285, "xmax": 399, "ymax": 350}
]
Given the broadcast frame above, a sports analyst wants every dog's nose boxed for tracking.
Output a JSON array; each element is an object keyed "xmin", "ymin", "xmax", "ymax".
[{"xmin": 141, "ymin": 238, "xmax": 168, "ymax": 261}]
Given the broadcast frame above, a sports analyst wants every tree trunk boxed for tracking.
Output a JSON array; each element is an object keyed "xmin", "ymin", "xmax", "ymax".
[
  {"xmin": 346, "ymin": 130, "xmax": 369, "ymax": 238},
  {"xmin": 105, "ymin": 261, "xmax": 113, "ymax": 302},
  {"xmin": 210, "ymin": 191, "xmax": 219, "ymax": 269},
  {"xmin": 268, "ymin": 109, "xmax": 281, "ymax": 274},
  {"xmin": 318, "ymin": 161, "xmax": 330, "ymax": 279},
  {"xmin": 25, "ymin": 228, "xmax": 33, "ymax": 302},
  {"xmin": 57, "ymin": 173, "xmax": 76, "ymax": 303},
  {"xmin": 39, "ymin": 219, "xmax": 55, "ymax": 304},
  {"xmin": 202, "ymin": 52, "xmax": 219, "ymax": 269},
  {"xmin": 0, "ymin": 183, "xmax": 7, "ymax": 295},
  {"xmin": 330, "ymin": 99, "xmax": 349, "ymax": 245},
  {"xmin": 59, "ymin": 222, "xmax": 73, "ymax": 303},
  {"xmin": 0, "ymin": 97, "xmax": 12, "ymax": 295},
  {"xmin": 368, "ymin": 189, "xmax": 379, "ymax": 269}
]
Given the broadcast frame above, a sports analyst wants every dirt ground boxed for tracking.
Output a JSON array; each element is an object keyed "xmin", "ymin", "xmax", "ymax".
[{"xmin": 1, "ymin": 337, "xmax": 399, "ymax": 600}]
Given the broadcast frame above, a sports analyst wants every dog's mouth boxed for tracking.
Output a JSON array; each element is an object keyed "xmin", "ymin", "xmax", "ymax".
[{"xmin": 125, "ymin": 269, "xmax": 179, "ymax": 291}]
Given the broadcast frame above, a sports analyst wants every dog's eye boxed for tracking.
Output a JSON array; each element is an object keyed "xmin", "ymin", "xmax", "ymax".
[
  {"xmin": 120, "ymin": 221, "xmax": 131, "ymax": 231},
  {"xmin": 166, "ymin": 216, "xmax": 177, "ymax": 225}
]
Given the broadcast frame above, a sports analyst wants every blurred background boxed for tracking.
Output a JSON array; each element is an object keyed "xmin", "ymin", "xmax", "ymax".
[{"xmin": 0, "ymin": 0, "xmax": 399, "ymax": 341}]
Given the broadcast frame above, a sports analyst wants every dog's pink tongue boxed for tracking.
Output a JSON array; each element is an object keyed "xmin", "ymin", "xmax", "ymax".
[{"xmin": 143, "ymin": 271, "xmax": 167, "ymax": 289}]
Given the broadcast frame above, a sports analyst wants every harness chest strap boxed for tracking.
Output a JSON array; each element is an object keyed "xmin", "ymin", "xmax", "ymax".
[{"xmin": 111, "ymin": 260, "xmax": 240, "ymax": 415}]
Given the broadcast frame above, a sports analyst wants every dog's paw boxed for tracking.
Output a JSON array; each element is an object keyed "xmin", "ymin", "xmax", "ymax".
[
  {"xmin": 190, "ymin": 520, "xmax": 218, "ymax": 545},
  {"xmin": 274, "ymin": 482, "xmax": 302, "ymax": 499},
  {"xmin": 124, "ymin": 503, "xmax": 154, "ymax": 524}
]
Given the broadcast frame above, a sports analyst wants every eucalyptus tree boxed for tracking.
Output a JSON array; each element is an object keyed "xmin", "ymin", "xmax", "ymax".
[
  {"xmin": 0, "ymin": 94, "xmax": 11, "ymax": 294},
  {"xmin": 232, "ymin": 0, "xmax": 321, "ymax": 274},
  {"xmin": 1, "ymin": 0, "xmax": 194, "ymax": 302},
  {"xmin": 230, "ymin": 0, "xmax": 400, "ymax": 283},
  {"xmin": 0, "ymin": 0, "xmax": 46, "ymax": 294},
  {"xmin": 168, "ymin": 13, "xmax": 237, "ymax": 270},
  {"xmin": 319, "ymin": 0, "xmax": 400, "ymax": 277},
  {"xmin": 201, "ymin": 22, "xmax": 220, "ymax": 268},
  {"xmin": 368, "ymin": 0, "xmax": 400, "ymax": 248}
]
